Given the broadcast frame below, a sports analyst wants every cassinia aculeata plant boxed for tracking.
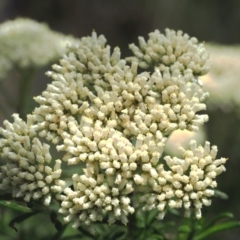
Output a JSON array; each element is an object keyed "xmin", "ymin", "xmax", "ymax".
[{"xmin": 0, "ymin": 29, "xmax": 227, "ymax": 233}]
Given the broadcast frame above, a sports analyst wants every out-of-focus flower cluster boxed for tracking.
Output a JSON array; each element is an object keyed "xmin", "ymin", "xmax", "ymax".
[
  {"xmin": 0, "ymin": 28, "xmax": 227, "ymax": 233},
  {"xmin": 202, "ymin": 44, "xmax": 240, "ymax": 111},
  {"xmin": 165, "ymin": 128, "xmax": 206, "ymax": 157},
  {"xmin": 0, "ymin": 18, "xmax": 79, "ymax": 80}
]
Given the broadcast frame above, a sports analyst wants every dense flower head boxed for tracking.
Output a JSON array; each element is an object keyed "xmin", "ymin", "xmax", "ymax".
[
  {"xmin": 0, "ymin": 29, "xmax": 227, "ymax": 233},
  {"xmin": 126, "ymin": 28, "xmax": 210, "ymax": 78},
  {"xmin": 0, "ymin": 18, "xmax": 79, "ymax": 79},
  {"xmin": 140, "ymin": 140, "xmax": 227, "ymax": 220},
  {"xmin": 0, "ymin": 114, "xmax": 64, "ymax": 205}
]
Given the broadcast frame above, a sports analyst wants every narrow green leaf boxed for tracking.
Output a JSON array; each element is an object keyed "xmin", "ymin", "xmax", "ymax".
[
  {"xmin": 98, "ymin": 224, "xmax": 127, "ymax": 240},
  {"xmin": 146, "ymin": 210, "xmax": 159, "ymax": 226},
  {"xmin": 0, "ymin": 200, "xmax": 32, "ymax": 213},
  {"xmin": 146, "ymin": 234, "xmax": 165, "ymax": 240},
  {"xmin": 9, "ymin": 211, "xmax": 41, "ymax": 232},
  {"xmin": 61, "ymin": 235, "xmax": 85, "ymax": 240},
  {"xmin": 202, "ymin": 212, "xmax": 234, "ymax": 230},
  {"xmin": 167, "ymin": 207, "xmax": 180, "ymax": 217},
  {"xmin": 116, "ymin": 233, "xmax": 130, "ymax": 240},
  {"xmin": 214, "ymin": 190, "xmax": 228, "ymax": 200},
  {"xmin": 77, "ymin": 226, "xmax": 94, "ymax": 238},
  {"xmin": 152, "ymin": 221, "xmax": 175, "ymax": 235},
  {"xmin": 136, "ymin": 214, "xmax": 146, "ymax": 228},
  {"xmin": 109, "ymin": 230, "xmax": 128, "ymax": 240},
  {"xmin": 178, "ymin": 225, "xmax": 192, "ymax": 233},
  {"xmin": 194, "ymin": 221, "xmax": 240, "ymax": 240}
]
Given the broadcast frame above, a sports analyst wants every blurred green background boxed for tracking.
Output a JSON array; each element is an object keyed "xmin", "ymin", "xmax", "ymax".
[{"xmin": 0, "ymin": 0, "xmax": 240, "ymax": 239}]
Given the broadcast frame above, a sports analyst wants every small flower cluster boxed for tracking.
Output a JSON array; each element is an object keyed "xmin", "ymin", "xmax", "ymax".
[
  {"xmin": 0, "ymin": 114, "xmax": 64, "ymax": 205},
  {"xmin": 0, "ymin": 18, "xmax": 79, "ymax": 80},
  {"xmin": 140, "ymin": 140, "xmax": 227, "ymax": 220},
  {"xmin": 0, "ymin": 28, "xmax": 227, "ymax": 232},
  {"xmin": 126, "ymin": 28, "xmax": 210, "ymax": 77}
]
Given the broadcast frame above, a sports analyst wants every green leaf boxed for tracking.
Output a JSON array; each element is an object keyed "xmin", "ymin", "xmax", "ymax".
[
  {"xmin": 9, "ymin": 211, "xmax": 42, "ymax": 232},
  {"xmin": 0, "ymin": 200, "xmax": 32, "ymax": 213},
  {"xmin": 193, "ymin": 221, "xmax": 240, "ymax": 240},
  {"xmin": 136, "ymin": 211, "xmax": 146, "ymax": 228},
  {"xmin": 61, "ymin": 235, "xmax": 85, "ymax": 240},
  {"xmin": 214, "ymin": 190, "xmax": 228, "ymax": 200},
  {"xmin": 152, "ymin": 221, "xmax": 175, "ymax": 235},
  {"xmin": 146, "ymin": 210, "xmax": 159, "ymax": 226},
  {"xmin": 178, "ymin": 225, "xmax": 192, "ymax": 233},
  {"xmin": 145, "ymin": 234, "xmax": 165, "ymax": 240},
  {"xmin": 77, "ymin": 226, "xmax": 94, "ymax": 238},
  {"xmin": 167, "ymin": 207, "xmax": 180, "ymax": 217},
  {"xmin": 97, "ymin": 224, "xmax": 127, "ymax": 240},
  {"xmin": 202, "ymin": 212, "xmax": 234, "ymax": 230},
  {"xmin": 108, "ymin": 229, "xmax": 128, "ymax": 240}
]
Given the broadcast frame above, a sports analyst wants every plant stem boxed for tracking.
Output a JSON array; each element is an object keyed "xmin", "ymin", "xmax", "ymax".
[{"xmin": 187, "ymin": 217, "xmax": 196, "ymax": 240}]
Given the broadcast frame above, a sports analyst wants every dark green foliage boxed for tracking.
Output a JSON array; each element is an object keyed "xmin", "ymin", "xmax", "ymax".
[{"xmin": 0, "ymin": 193, "xmax": 240, "ymax": 240}]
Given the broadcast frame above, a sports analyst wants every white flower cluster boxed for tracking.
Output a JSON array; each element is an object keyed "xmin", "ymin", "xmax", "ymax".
[
  {"xmin": 0, "ymin": 114, "xmax": 64, "ymax": 205},
  {"xmin": 140, "ymin": 140, "xmax": 227, "ymax": 220},
  {"xmin": 127, "ymin": 28, "xmax": 210, "ymax": 77},
  {"xmin": 0, "ymin": 18, "xmax": 79, "ymax": 80},
  {"xmin": 0, "ymin": 29, "xmax": 227, "ymax": 232}
]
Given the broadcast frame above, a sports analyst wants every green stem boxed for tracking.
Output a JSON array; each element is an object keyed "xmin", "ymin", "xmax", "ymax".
[{"xmin": 187, "ymin": 217, "xmax": 196, "ymax": 240}]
